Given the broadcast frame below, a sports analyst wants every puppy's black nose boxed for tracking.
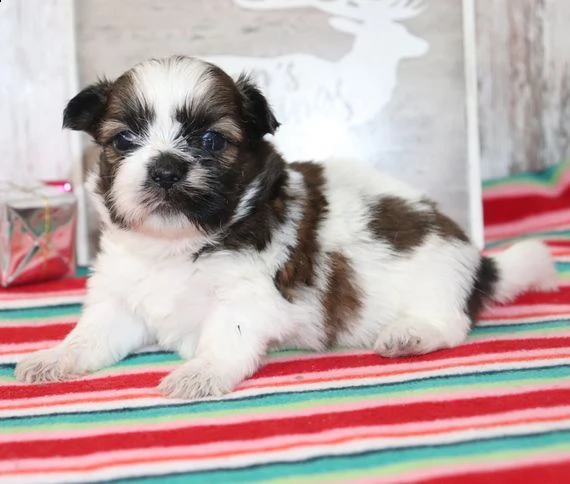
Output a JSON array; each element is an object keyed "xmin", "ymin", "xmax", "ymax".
[
  {"xmin": 149, "ymin": 154, "xmax": 188, "ymax": 190},
  {"xmin": 152, "ymin": 169, "xmax": 180, "ymax": 189}
]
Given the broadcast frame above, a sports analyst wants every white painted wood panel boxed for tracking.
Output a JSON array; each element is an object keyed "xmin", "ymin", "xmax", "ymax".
[
  {"xmin": 477, "ymin": 0, "xmax": 570, "ymax": 178},
  {"xmin": 0, "ymin": 0, "xmax": 89, "ymax": 264},
  {"xmin": 0, "ymin": 0, "xmax": 79, "ymax": 182}
]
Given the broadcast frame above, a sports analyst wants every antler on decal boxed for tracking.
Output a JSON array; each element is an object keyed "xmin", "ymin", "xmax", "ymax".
[{"xmin": 234, "ymin": 0, "xmax": 424, "ymax": 21}]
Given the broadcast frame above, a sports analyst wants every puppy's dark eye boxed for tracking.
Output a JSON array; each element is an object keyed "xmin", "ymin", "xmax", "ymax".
[
  {"xmin": 113, "ymin": 131, "xmax": 138, "ymax": 152},
  {"xmin": 201, "ymin": 131, "xmax": 227, "ymax": 152}
]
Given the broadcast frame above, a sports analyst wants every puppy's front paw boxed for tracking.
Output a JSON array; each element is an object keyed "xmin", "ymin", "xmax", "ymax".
[
  {"xmin": 15, "ymin": 348, "xmax": 82, "ymax": 384},
  {"xmin": 158, "ymin": 360, "xmax": 233, "ymax": 400}
]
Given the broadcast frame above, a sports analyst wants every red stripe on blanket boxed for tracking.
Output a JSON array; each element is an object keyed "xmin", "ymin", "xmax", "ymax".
[
  {"xmin": 253, "ymin": 337, "xmax": 570, "ymax": 378},
  {"xmin": 420, "ymin": 458, "xmax": 570, "ymax": 484},
  {"xmin": 2, "ymin": 388, "xmax": 569, "ymax": 460},
  {"xmin": 0, "ymin": 277, "xmax": 86, "ymax": 300},
  {"xmin": 3, "ymin": 337, "xmax": 569, "ymax": 399},
  {"xmin": 505, "ymin": 286, "xmax": 570, "ymax": 305},
  {"xmin": 0, "ymin": 324, "xmax": 74, "ymax": 344},
  {"xmin": 483, "ymin": 186, "xmax": 570, "ymax": 226}
]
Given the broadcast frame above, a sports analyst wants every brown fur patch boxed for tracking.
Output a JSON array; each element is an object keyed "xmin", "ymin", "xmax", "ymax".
[
  {"xmin": 91, "ymin": 71, "xmax": 156, "ymax": 227},
  {"xmin": 176, "ymin": 65, "xmax": 243, "ymax": 148},
  {"xmin": 103, "ymin": 72, "xmax": 155, "ymax": 141},
  {"xmin": 433, "ymin": 210, "xmax": 469, "ymax": 241},
  {"xmin": 94, "ymin": 146, "xmax": 128, "ymax": 228},
  {"xmin": 322, "ymin": 252, "xmax": 363, "ymax": 347},
  {"xmin": 368, "ymin": 196, "xmax": 468, "ymax": 252},
  {"xmin": 199, "ymin": 146, "xmax": 290, "ymax": 254},
  {"xmin": 368, "ymin": 196, "xmax": 431, "ymax": 252},
  {"xmin": 274, "ymin": 162, "xmax": 328, "ymax": 301},
  {"xmin": 422, "ymin": 198, "xmax": 469, "ymax": 242}
]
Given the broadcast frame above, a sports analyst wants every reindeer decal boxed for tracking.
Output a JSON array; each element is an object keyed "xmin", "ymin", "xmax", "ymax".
[{"xmin": 206, "ymin": 0, "xmax": 429, "ymax": 161}]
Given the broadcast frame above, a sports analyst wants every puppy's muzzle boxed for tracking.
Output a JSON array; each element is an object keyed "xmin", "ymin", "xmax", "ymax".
[{"xmin": 148, "ymin": 154, "xmax": 189, "ymax": 190}]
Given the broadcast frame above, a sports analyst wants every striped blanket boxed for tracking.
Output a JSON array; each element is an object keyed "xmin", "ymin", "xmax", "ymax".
[{"xmin": 1, "ymin": 164, "xmax": 570, "ymax": 483}]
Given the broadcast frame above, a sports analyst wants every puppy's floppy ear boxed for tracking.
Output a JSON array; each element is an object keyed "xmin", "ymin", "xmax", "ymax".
[
  {"xmin": 236, "ymin": 73, "xmax": 280, "ymax": 140},
  {"xmin": 63, "ymin": 79, "xmax": 113, "ymax": 138}
]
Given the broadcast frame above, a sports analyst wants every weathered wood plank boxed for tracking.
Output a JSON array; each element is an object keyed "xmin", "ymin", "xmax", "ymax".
[
  {"xmin": 477, "ymin": 0, "xmax": 570, "ymax": 178},
  {"xmin": 0, "ymin": 0, "xmax": 90, "ymax": 264},
  {"xmin": 0, "ymin": 0, "xmax": 79, "ymax": 182}
]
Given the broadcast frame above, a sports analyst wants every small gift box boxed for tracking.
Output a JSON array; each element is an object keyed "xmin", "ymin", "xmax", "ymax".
[{"xmin": 0, "ymin": 182, "xmax": 77, "ymax": 288}]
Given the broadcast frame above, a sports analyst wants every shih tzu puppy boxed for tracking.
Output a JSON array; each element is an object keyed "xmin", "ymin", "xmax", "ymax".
[{"xmin": 16, "ymin": 56, "xmax": 557, "ymax": 399}]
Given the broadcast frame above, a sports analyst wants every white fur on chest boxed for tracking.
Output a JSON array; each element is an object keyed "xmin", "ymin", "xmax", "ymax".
[{"xmin": 93, "ymin": 231, "xmax": 222, "ymax": 352}]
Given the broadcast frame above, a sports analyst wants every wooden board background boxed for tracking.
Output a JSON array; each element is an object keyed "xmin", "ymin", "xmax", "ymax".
[
  {"xmin": 476, "ymin": 0, "xmax": 570, "ymax": 179},
  {"xmin": 0, "ymin": 0, "xmax": 79, "ymax": 183},
  {"xmin": 0, "ymin": 0, "xmax": 91, "ymax": 265}
]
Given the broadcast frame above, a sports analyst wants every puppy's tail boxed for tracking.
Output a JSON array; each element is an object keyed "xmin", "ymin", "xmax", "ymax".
[{"xmin": 483, "ymin": 240, "xmax": 558, "ymax": 305}]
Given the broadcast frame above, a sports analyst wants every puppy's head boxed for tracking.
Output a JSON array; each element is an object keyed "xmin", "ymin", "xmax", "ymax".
[{"xmin": 64, "ymin": 56, "xmax": 280, "ymax": 238}]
